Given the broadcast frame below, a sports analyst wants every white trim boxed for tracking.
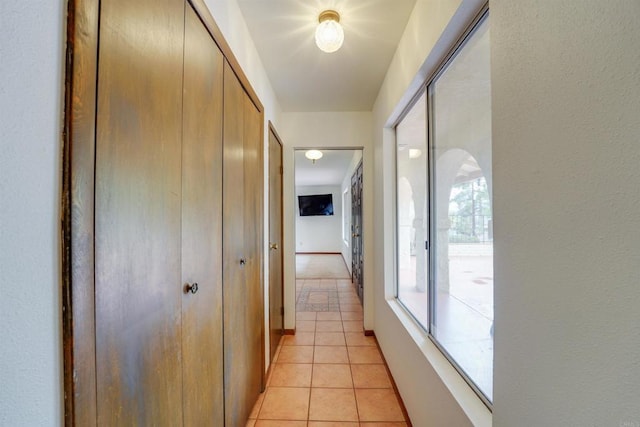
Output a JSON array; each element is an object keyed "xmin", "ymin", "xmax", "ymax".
[
  {"xmin": 386, "ymin": 298, "xmax": 492, "ymax": 427},
  {"xmin": 342, "ymin": 187, "xmax": 350, "ymax": 247}
]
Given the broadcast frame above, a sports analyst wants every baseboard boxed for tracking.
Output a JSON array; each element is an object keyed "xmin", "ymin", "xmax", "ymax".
[
  {"xmin": 265, "ymin": 333, "xmax": 286, "ymax": 391},
  {"xmin": 372, "ymin": 334, "xmax": 413, "ymax": 427},
  {"xmin": 263, "ymin": 359, "xmax": 274, "ymax": 392},
  {"xmin": 340, "ymin": 253, "xmax": 352, "ymax": 277},
  {"xmin": 343, "ymin": 255, "xmax": 352, "ymax": 276},
  {"xmin": 283, "ymin": 329, "xmax": 295, "ymax": 335}
]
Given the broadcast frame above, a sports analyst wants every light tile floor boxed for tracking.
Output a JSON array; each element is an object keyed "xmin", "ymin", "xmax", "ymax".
[{"xmin": 247, "ymin": 255, "xmax": 410, "ymax": 426}]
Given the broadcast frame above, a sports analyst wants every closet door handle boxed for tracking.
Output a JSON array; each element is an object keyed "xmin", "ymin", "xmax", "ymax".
[
  {"xmin": 239, "ymin": 258, "xmax": 247, "ymax": 266},
  {"xmin": 184, "ymin": 282, "xmax": 198, "ymax": 294},
  {"xmin": 270, "ymin": 243, "xmax": 279, "ymax": 250}
]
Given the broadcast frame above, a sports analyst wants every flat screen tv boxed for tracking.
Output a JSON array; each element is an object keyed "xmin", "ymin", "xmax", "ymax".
[{"xmin": 298, "ymin": 194, "xmax": 334, "ymax": 216}]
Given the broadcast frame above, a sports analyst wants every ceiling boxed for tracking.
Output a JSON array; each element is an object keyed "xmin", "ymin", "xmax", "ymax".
[
  {"xmin": 236, "ymin": 0, "xmax": 417, "ymax": 112},
  {"xmin": 295, "ymin": 149, "xmax": 358, "ymax": 186}
]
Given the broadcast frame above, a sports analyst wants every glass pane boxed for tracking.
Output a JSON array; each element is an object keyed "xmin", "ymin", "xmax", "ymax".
[
  {"xmin": 430, "ymin": 16, "xmax": 493, "ymax": 402},
  {"xmin": 342, "ymin": 188, "xmax": 350, "ymax": 245},
  {"xmin": 396, "ymin": 92, "xmax": 428, "ymax": 327}
]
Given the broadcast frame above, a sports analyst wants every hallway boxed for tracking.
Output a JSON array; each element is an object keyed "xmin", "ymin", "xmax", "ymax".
[{"xmin": 247, "ymin": 254, "xmax": 410, "ymax": 426}]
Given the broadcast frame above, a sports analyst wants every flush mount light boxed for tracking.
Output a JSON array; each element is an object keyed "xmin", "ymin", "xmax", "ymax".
[
  {"xmin": 315, "ymin": 10, "xmax": 344, "ymax": 53},
  {"xmin": 305, "ymin": 149, "xmax": 323, "ymax": 164}
]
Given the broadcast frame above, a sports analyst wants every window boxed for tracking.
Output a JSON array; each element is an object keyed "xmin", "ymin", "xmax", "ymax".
[
  {"xmin": 342, "ymin": 187, "xmax": 350, "ymax": 246},
  {"xmin": 395, "ymin": 13, "xmax": 493, "ymax": 405},
  {"xmin": 396, "ymin": 92, "xmax": 428, "ymax": 326}
]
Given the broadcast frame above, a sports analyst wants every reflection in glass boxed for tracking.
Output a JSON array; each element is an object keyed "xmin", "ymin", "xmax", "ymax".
[
  {"xmin": 430, "ymin": 16, "xmax": 493, "ymax": 402},
  {"xmin": 396, "ymin": 92, "xmax": 429, "ymax": 327}
]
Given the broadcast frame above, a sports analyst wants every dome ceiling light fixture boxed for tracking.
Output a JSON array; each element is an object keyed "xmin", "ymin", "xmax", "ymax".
[
  {"xmin": 315, "ymin": 10, "xmax": 344, "ymax": 53},
  {"xmin": 305, "ymin": 149, "xmax": 323, "ymax": 164}
]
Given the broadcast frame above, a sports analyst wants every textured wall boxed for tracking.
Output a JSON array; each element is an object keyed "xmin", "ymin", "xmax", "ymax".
[
  {"xmin": 0, "ymin": 1, "xmax": 65, "ymax": 425},
  {"xmin": 492, "ymin": 1, "xmax": 640, "ymax": 425}
]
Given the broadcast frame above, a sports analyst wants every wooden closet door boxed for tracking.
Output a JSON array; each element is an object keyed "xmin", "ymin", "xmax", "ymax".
[
  {"xmin": 223, "ymin": 61, "xmax": 265, "ymax": 425},
  {"xmin": 243, "ymin": 88, "xmax": 265, "ymax": 405},
  {"xmin": 181, "ymin": 4, "xmax": 224, "ymax": 424},
  {"xmin": 222, "ymin": 61, "xmax": 248, "ymax": 425},
  {"xmin": 94, "ymin": 0, "xmax": 185, "ymax": 424}
]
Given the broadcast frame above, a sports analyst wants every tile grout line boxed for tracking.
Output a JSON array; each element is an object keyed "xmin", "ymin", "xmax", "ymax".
[
  {"xmin": 372, "ymin": 334, "xmax": 413, "ymax": 426},
  {"xmin": 346, "ymin": 327, "xmax": 363, "ymax": 424},
  {"xmin": 291, "ymin": 255, "xmax": 409, "ymax": 425},
  {"xmin": 307, "ymin": 353, "xmax": 314, "ymax": 422}
]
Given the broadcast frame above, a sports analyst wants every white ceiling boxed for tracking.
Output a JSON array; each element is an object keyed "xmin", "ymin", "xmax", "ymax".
[
  {"xmin": 295, "ymin": 149, "xmax": 358, "ymax": 186},
  {"xmin": 236, "ymin": 0, "xmax": 417, "ymax": 112}
]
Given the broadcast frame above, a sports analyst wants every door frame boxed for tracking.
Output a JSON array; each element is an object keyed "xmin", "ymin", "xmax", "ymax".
[
  {"xmin": 289, "ymin": 148, "xmax": 364, "ymax": 320},
  {"xmin": 61, "ymin": 0, "xmax": 264, "ymax": 423}
]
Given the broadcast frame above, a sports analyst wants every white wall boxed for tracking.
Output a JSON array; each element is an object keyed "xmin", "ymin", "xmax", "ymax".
[
  {"xmin": 295, "ymin": 185, "xmax": 342, "ymax": 253},
  {"xmin": 492, "ymin": 1, "xmax": 640, "ymax": 425},
  {"xmin": 340, "ymin": 151, "xmax": 363, "ymax": 273},
  {"xmin": 0, "ymin": 1, "xmax": 65, "ymax": 425},
  {"xmin": 372, "ymin": 0, "xmax": 491, "ymax": 425},
  {"xmin": 280, "ymin": 112, "xmax": 373, "ymax": 330}
]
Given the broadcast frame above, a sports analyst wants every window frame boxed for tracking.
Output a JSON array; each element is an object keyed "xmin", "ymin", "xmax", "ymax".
[{"xmin": 393, "ymin": 7, "xmax": 493, "ymax": 410}]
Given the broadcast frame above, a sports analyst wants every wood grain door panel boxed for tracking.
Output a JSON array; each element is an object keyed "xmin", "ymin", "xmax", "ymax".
[
  {"xmin": 94, "ymin": 0, "xmax": 185, "ymax": 424},
  {"xmin": 222, "ymin": 61, "xmax": 248, "ymax": 426},
  {"xmin": 64, "ymin": 0, "xmax": 267, "ymax": 424},
  {"xmin": 222, "ymin": 60, "xmax": 265, "ymax": 426},
  {"xmin": 268, "ymin": 126, "xmax": 284, "ymax": 362},
  {"xmin": 181, "ymin": 4, "xmax": 224, "ymax": 425},
  {"xmin": 243, "ymin": 89, "xmax": 265, "ymax": 409}
]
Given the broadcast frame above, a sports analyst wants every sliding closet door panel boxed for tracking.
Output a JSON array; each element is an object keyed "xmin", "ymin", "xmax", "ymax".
[
  {"xmin": 94, "ymin": 0, "xmax": 185, "ymax": 425},
  {"xmin": 243, "ymin": 93, "xmax": 265, "ymax": 399},
  {"xmin": 181, "ymin": 5, "xmax": 224, "ymax": 425},
  {"xmin": 222, "ymin": 61, "xmax": 248, "ymax": 426}
]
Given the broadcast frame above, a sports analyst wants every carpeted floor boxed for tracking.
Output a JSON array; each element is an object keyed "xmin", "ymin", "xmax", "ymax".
[{"xmin": 295, "ymin": 253, "xmax": 350, "ymax": 279}]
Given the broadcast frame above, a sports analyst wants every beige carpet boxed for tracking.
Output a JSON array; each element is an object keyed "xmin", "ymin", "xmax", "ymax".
[{"xmin": 296, "ymin": 254, "xmax": 350, "ymax": 279}]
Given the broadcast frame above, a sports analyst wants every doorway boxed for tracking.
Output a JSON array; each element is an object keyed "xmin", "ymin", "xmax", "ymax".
[{"xmin": 293, "ymin": 149, "xmax": 363, "ymax": 303}]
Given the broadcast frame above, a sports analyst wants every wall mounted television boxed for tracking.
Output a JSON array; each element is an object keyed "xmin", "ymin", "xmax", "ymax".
[{"xmin": 298, "ymin": 194, "xmax": 334, "ymax": 216}]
